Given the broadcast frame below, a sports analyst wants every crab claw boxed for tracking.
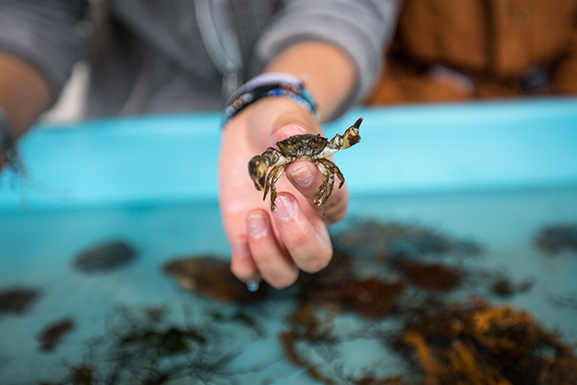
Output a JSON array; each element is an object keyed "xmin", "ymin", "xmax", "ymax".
[
  {"xmin": 248, "ymin": 155, "xmax": 268, "ymax": 191},
  {"xmin": 342, "ymin": 117, "xmax": 362, "ymax": 149}
]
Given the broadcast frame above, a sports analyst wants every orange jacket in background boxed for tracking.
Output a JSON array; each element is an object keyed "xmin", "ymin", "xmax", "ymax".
[{"xmin": 367, "ymin": 0, "xmax": 577, "ymax": 105}]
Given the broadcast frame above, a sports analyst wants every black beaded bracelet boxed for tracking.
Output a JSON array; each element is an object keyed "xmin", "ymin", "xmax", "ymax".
[{"xmin": 222, "ymin": 73, "xmax": 317, "ymax": 126}]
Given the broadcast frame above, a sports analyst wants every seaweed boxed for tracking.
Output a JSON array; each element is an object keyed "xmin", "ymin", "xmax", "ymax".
[
  {"xmin": 37, "ymin": 317, "xmax": 75, "ymax": 353},
  {"xmin": 280, "ymin": 302, "xmax": 340, "ymax": 385},
  {"xmin": 70, "ymin": 365, "xmax": 93, "ymax": 385},
  {"xmin": 34, "ymin": 306, "xmax": 256, "ymax": 385},
  {"xmin": 309, "ymin": 277, "xmax": 405, "ymax": 319},
  {"xmin": 162, "ymin": 255, "xmax": 270, "ymax": 303},
  {"xmin": 488, "ymin": 274, "xmax": 535, "ymax": 298},
  {"xmin": 275, "ymin": 220, "xmax": 577, "ymax": 385},
  {"xmin": 397, "ymin": 299, "xmax": 577, "ymax": 385},
  {"xmin": 354, "ymin": 376, "xmax": 408, "ymax": 385},
  {"xmin": 332, "ymin": 220, "xmax": 481, "ymax": 261},
  {"xmin": 549, "ymin": 292, "xmax": 577, "ymax": 312},
  {"xmin": 535, "ymin": 223, "xmax": 577, "ymax": 254},
  {"xmin": 208, "ymin": 310, "xmax": 267, "ymax": 337},
  {"xmin": 117, "ymin": 325, "xmax": 206, "ymax": 359},
  {"xmin": 395, "ymin": 261, "xmax": 463, "ymax": 292},
  {"xmin": 10, "ymin": 215, "xmax": 577, "ymax": 385},
  {"xmin": 0, "ymin": 286, "xmax": 40, "ymax": 314},
  {"xmin": 73, "ymin": 241, "xmax": 136, "ymax": 273},
  {"xmin": 279, "ymin": 251, "xmax": 408, "ymax": 384}
]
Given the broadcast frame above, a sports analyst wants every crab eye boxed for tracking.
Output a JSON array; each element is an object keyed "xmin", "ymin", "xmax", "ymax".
[{"xmin": 248, "ymin": 156, "xmax": 267, "ymax": 191}]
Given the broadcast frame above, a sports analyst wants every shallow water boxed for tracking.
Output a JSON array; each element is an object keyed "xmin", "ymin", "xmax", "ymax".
[{"xmin": 1, "ymin": 186, "xmax": 576, "ymax": 384}]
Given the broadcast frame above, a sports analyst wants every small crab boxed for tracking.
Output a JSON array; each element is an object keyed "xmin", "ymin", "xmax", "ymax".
[{"xmin": 248, "ymin": 117, "xmax": 362, "ymax": 211}]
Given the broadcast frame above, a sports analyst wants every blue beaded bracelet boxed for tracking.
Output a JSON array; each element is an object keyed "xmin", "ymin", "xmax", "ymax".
[{"xmin": 222, "ymin": 73, "xmax": 317, "ymax": 127}]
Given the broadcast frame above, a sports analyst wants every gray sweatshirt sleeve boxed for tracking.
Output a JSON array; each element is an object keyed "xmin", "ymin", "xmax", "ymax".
[
  {"xmin": 255, "ymin": 0, "xmax": 402, "ymax": 118},
  {"xmin": 0, "ymin": 0, "xmax": 89, "ymax": 98}
]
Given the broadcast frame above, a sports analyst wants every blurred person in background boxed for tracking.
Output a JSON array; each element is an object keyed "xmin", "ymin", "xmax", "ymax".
[
  {"xmin": 367, "ymin": 0, "xmax": 577, "ymax": 104},
  {"xmin": 0, "ymin": 1, "xmax": 401, "ymax": 289}
]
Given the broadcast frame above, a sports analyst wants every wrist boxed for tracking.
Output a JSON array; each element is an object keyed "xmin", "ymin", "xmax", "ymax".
[
  {"xmin": 222, "ymin": 97, "xmax": 321, "ymax": 154},
  {"xmin": 247, "ymin": 98, "xmax": 321, "ymax": 144},
  {"xmin": 222, "ymin": 72, "xmax": 318, "ymax": 128}
]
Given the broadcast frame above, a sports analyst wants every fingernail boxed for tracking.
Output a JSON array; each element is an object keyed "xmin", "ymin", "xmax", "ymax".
[
  {"xmin": 273, "ymin": 195, "xmax": 296, "ymax": 220},
  {"xmin": 246, "ymin": 280, "xmax": 260, "ymax": 292},
  {"xmin": 270, "ymin": 124, "xmax": 307, "ymax": 146},
  {"xmin": 289, "ymin": 164, "xmax": 313, "ymax": 187},
  {"xmin": 247, "ymin": 213, "xmax": 268, "ymax": 238},
  {"xmin": 232, "ymin": 240, "xmax": 250, "ymax": 260}
]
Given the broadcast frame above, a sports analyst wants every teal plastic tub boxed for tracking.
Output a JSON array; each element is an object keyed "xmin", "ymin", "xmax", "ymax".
[{"xmin": 1, "ymin": 98, "xmax": 576, "ymax": 383}]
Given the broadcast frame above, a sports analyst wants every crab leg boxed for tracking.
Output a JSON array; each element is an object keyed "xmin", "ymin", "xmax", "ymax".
[
  {"xmin": 325, "ymin": 158, "xmax": 345, "ymax": 189},
  {"xmin": 264, "ymin": 165, "xmax": 286, "ymax": 211},
  {"xmin": 315, "ymin": 158, "xmax": 346, "ymax": 205},
  {"xmin": 313, "ymin": 159, "xmax": 332, "ymax": 206}
]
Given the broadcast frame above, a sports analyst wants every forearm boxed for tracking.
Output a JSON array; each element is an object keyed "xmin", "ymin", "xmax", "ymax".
[
  {"xmin": 0, "ymin": 54, "xmax": 52, "ymax": 140},
  {"xmin": 0, "ymin": 0, "xmax": 89, "ymax": 140},
  {"xmin": 264, "ymin": 41, "xmax": 357, "ymax": 122}
]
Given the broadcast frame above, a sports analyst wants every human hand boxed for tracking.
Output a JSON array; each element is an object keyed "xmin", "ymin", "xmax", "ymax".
[{"xmin": 218, "ymin": 98, "xmax": 349, "ymax": 289}]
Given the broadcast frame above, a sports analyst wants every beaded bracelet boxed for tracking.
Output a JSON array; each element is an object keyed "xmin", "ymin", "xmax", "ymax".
[
  {"xmin": 222, "ymin": 72, "xmax": 317, "ymax": 126},
  {"xmin": 0, "ymin": 106, "xmax": 23, "ymax": 173}
]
